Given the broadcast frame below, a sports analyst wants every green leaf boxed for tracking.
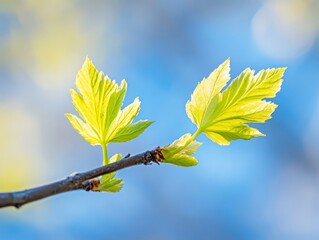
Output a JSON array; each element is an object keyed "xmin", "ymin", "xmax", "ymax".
[
  {"xmin": 186, "ymin": 58, "xmax": 230, "ymax": 126},
  {"xmin": 108, "ymin": 153, "xmax": 122, "ymax": 164},
  {"xmin": 186, "ymin": 59, "xmax": 286, "ymax": 145},
  {"xmin": 98, "ymin": 172, "xmax": 124, "ymax": 192},
  {"xmin": 66, "ymin": 57, "xmax": 154, "ymax": 145},
  {"xmin": 163, "ymin": 154, "xmax": 198, "ymax": 167},
  {"xmin": 65, "ymin": 113, "xmax": 100, "ymax": 145},
  {"xmin": 162, "ymin": 133, "xmax": 202, "ymax": 167},
  {"xmin": 98, "ymin": 153, "xmax": 124, "ymax": 192},
  {"xmin": 110, "ymin": 120, "xmax": 155, "ymax": 142}
]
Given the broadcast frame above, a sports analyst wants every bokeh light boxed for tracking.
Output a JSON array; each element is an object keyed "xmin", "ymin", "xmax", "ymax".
[{"xmin": 252, "ymin": 0, "xmax": 318, "ymax": 60}]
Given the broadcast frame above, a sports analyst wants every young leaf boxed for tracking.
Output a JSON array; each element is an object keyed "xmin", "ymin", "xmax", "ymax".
[
  {"xmin": 162, "ymin": 133, "xmax": 202, "ymax": 167},
  {"xmin": 65, "ymin": 57, "xmax": 154, "ymax": 146},
  {"xmin": 109, "ymin": 120, "xmax": 154, "ymax": 142},
  {"xmin": 186, "ymin": 59, "xmax": 286, "ymax": 145},
  {"xmin": 98, "ymin": 172, "xmax": 124, "ymax": 192},
  {"xmin": 186, "ymin": 58, "xmax": 230, "ymax": 126},
  {"xmin": 98, "ymin": 153, "xmax": 124, "ymax": 192}
]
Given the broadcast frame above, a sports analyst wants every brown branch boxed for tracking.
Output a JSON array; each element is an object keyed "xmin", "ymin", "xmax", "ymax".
[{"xmin": 0, "ymin": 149, "xmax": 162, "ymax": 209}]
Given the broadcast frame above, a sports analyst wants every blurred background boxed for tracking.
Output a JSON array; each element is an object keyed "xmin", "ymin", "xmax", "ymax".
[{"xmin": 0, "ymin": 0, "xmax": 319, "ymax": 239}]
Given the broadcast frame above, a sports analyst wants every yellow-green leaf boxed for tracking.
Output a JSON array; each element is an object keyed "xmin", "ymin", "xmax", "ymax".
[
  {"xmin": 65, "ymin": 113, "xmax": 100, "ymax": 145},
  {"xmin": 186, "ymin": 58, "xmax": 230, "ymax": 126},
  {"xmin": 108, "ymin": 153, "xmax": 122, "ymax": 164},
  {"xmin": 186, "ymin": 59, "xmax": 286, "ymax": 145},
  {"xmin": 98, "ymin": 173, "xmax": 124, "ymax": 192},
  {"xmin": 99, "ymin": 153, "xmax": 124, "ymax": 192},
  {"xmin": 162, "ymin": 133, "xmax": 202, "ymax": 167},
  {"xmin": 163, "ymin": 154, "xmax": 198, "ymax": 167},
  {"xmin": 66, "ymin": 57, "xmax": 153, "ymax": 145},
  {"xmin": 110, "ymin": 120, "xmax": 155, "ymax": 142}
]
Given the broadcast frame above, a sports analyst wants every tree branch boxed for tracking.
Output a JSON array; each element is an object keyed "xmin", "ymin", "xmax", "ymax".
[{"xmin": 0, "ymin": 149, "xmax": 162, "ymax": 209}]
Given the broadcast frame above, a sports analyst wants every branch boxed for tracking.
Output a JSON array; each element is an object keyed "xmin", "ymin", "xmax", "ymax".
[{"xmin": 0, "ymin": 149, "xmax": 162, "ymax": 209}]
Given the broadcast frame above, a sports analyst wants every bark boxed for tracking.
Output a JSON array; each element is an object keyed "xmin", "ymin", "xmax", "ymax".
[{"xmin": 0, "ymin": 149, "xmax": 162, "ymax": 209}]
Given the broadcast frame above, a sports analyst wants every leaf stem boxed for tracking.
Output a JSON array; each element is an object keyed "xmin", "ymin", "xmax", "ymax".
[
  {"xmin": 179, "ymin": 128, "xmax": 201, "ymax": 151},
  {"xmin": 190, "ymin": 128, "xmax": 201, "ymax": 142},
  {"xmin": 102, "ymin": 144, "xmax": 108, "ymax": 166}
]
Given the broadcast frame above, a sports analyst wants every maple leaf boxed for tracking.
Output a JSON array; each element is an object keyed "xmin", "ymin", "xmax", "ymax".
[{"xmin": 186, "ymin": 59, "xmax": 286, "ymax": 145}]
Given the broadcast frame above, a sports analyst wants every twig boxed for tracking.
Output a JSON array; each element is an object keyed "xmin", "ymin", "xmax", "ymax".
[{"xmin": 0, "ymin": 148, "xmax": 163, "ymax": 209}]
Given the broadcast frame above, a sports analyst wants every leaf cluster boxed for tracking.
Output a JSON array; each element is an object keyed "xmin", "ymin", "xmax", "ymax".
[
  {"xmin": 66, "ymin": 57, "xmax": 286, "ymax": 191},
  {"xmin": 66, "ymin": 57, "xmax": 153, "ymax": 191}
]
